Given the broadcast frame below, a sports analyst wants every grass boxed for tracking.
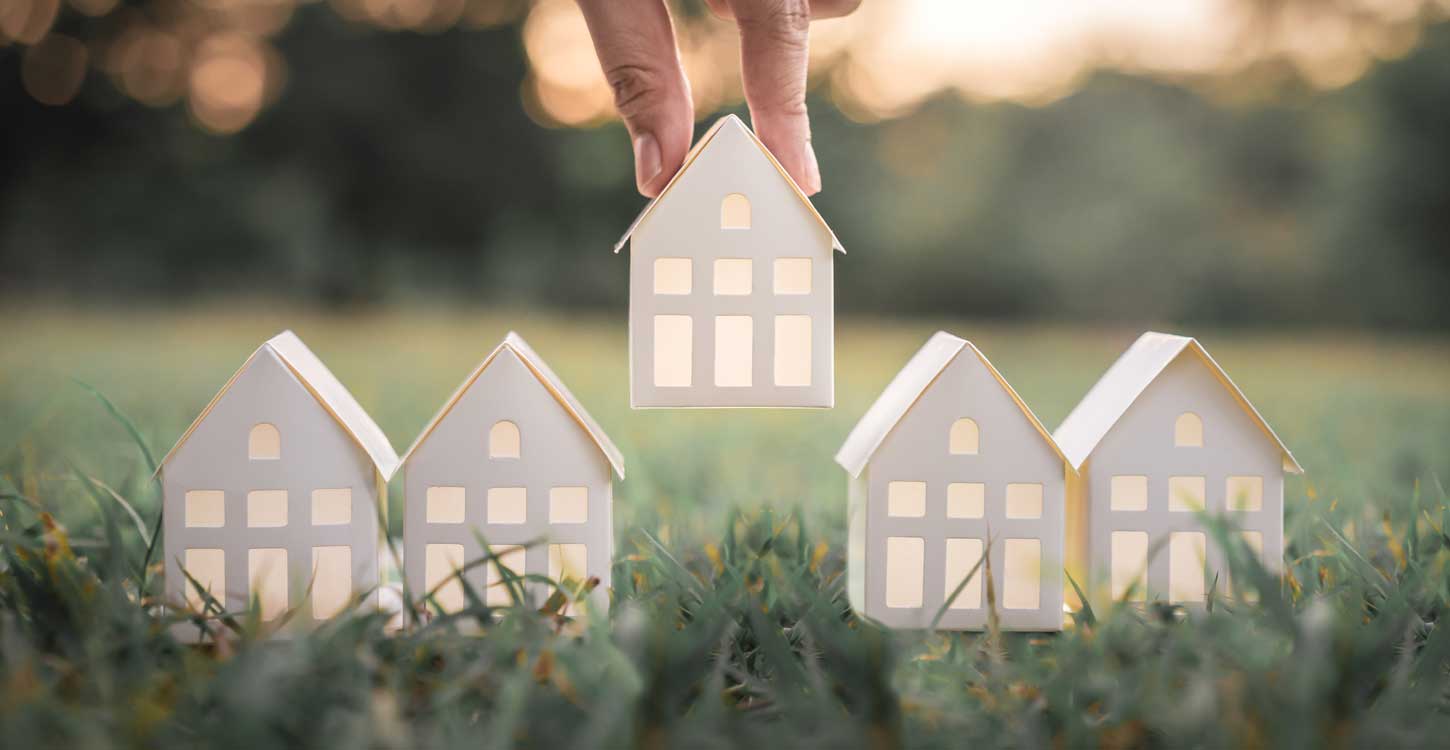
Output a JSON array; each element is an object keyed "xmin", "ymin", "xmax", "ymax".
[{"xmin": 2, "ymin": 305, "xmax": 1450, "ymax": 748}]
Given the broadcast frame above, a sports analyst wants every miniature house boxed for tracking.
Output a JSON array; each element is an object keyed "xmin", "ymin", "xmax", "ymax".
[
  {"xmin": 614, "ymin": 114, "xmax": 843, "ymax": 409},
  {"xmin": 835, "ymin": 332, "xmax": 1074, "ymax": 631},
  {"xmin": 1053, "ymin": 332, "xmax": 1302, "ymax": 609},
  {"xmin": 158, "ymin": 331, "xmax": 399, "ymax": 633},
  {"xmin": 399, "ymin": 332, "xmax": 623, "ymax": 617}
]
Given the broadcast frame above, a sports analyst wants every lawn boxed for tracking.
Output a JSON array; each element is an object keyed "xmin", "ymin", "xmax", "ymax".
[{"xmin": 2, "ymin": 306, "xmax": 1449, "ymax": 748}]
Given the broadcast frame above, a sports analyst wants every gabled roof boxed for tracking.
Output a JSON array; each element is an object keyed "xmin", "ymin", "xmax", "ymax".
[
  {"xmin": 1053, "ymin": 332, "xmax": 1303, "ymax": 473},
  {"xmin": 157, "ymin": 331, "xmax": 400, "ymax": 480},
  {"xmin": 835, "ymin": 331, "xmax": 1071, "ymax": 479},
  {"xmin": 399, "ymin": 332, "xmax": 624, "ymax": 479},
  {"xmin": 613, "ymin": 114, "xmax": 844, "ymax": 254}
]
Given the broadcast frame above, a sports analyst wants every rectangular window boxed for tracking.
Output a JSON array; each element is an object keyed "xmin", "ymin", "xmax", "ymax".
[
  {"xmin": 182, "ymin": 548, "xmax": 225, "ymax": 611},
  {"xmin": 946, "ymin": 482, "xmax": 985, "ymax": 519},
  {"xmin": 548, "ymin": 543, "xmax": 588, "ymax": 584},
  {"xmin": 887, "ymin": 481, "xmax": 926, "ymax": 518},
  {"xmin": 549, "ymin": 487, "xmax": 589, "ymax": 523},
  {"xmin": 1110, "ymin": 531, "xmax": 1148, "ymax": 602},
  {"xmin": 773, "ymin": 258, "xmax": 812, "ymax": 295},
  {"xmin": 311, "ymin": 488, "xmax": 352, "ymax": 526},
  {"xmin": 1110, "ymin": 475, "xmax": 1148, "ymax": 511},
  {"xmin": 426, "ymin": 486, "xmax": 466, "ymax": 524},
  {"xmin": 311, "ymin": 546, "xmax": 352, "ymax": 619},
  {"xmin": 1226, "ymin": 476, "xmax": 1263, "ymax": 511},
  {"xmin": 246, "ymin": 490, "xmax": 288, "ymax": 528},
  {"xmin": 248, "ymin": 548, "xmax": 289, "ymax": 621},
  {"xmin": 884, "ymin": 537, "xmax": 924, "ymax": 608},
  {"xmin": 773, "ymin": 315, "xmax": 812, "ymax": 387},
  {"xmin": 1168, "ymin": 476, "xmax": 1206, "ymax": 513},
  {"xmin": 653, "ymin": 315, "xmax": 692, "ymax": 387},
  {"xmin": 943, "ymin": 538, "xmax": 984, "ymax": 609},
  {"xmin": 1169, "ymin": 532, "xmax": 1207, "ymax": 603},
  {"xmin": 1234, "ymin": 531, "xmax": 1264, "ymax": 602},
  {"xmin": 486, "ymin": 487, "xmax": 527, "ymax": 524},
  {"xmin": 1003, "ymin": 539, "xmax": 1042, "ymax": 610},
  {"xmin": 185, "ymin": 490, "xmax": 225, "ymax": 528},
  {"xmin": 487, "ymin": 545, "xmax": 527, "ymax": 607},
  {"xmin": 653, "ymin": 257, "xmax": 691, "ymax": 295},
  {"xmin": 714, "ymin": 316, "xmax": 753, "ymax": 387},
  {"xmin": 424, "ymin": 543, "xmax": 466, "ymax": 614},
  {"xmin": 1005, "ymin": 483, "xmax": 1043, "ymax": 519},
  {"xmin": 713, "ymin": 258, "xmax": 752, "ymax": 295}
]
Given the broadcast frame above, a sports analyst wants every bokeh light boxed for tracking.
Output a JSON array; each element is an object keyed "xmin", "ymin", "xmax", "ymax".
[{"xmin": 22, "ymin": 33, "xmax": 87, "ymax": 105}]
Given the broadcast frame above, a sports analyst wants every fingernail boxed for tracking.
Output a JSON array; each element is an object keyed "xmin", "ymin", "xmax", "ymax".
[
  {"xmin": 633, "ymin": 132, "xmax": 662, "ymax": 193},
  {"xmin": 803, "ymin": 140, "xmax": 822, "ymax": 194}
]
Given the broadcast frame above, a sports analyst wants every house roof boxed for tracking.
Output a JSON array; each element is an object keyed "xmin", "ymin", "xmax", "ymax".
[
  {"xmin": 156, "ymin": 330, "xmax": 401, "ymax": 480},
  {"xmin": 612, "ymin": 114, "xmax": 844, "ymax": 254},
  {"xmin": 1052, "ymin": 332, "xmax": 1303, "ymax": 473},
  {"xmin": 835, "ymin": 331, "xmax": 1072, "ymax": 479},
  {"xmin": 399, "ymin": 332, "xmax": 625, "ymax": 479}
]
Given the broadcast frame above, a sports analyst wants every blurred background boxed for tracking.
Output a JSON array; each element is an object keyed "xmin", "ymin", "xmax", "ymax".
[{"xmin": 2, "ymin": 0, "xmax": 1448, "ymax": 327}]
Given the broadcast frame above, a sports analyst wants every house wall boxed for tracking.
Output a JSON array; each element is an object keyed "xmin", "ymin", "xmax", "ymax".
[
  {"xmin": 629, "ymin": 122, "xmax": 835, "ymax": 408},
  {"xmin": 1083, "ymin": 352, "xmax": 1284, "ymax": 608},
  {"xmin": 403, "ymin": 349, "xmax": 613, "ymax": 614},
  {"xmin": 162, "ymin": 348, "xmax": 381, "ymax": 627},
  {"xmin": 858, "ymin": 352, "xmax": 1066, "ymax": 631}
]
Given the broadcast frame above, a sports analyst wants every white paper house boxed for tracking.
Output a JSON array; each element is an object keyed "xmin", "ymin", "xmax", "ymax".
[
  {"xmin": 1053, "ymin": 332, "xmax": 1303, "ymax": 609},
  {"xmin": 615, "ymin": 114, "xmax": 843, "ymax": 409},
  {"xmin": 835, "ymin": 332, "xmax": 1075, "ymax": 631},
  {"xmin": 158, "ymin": 331, "xmax": 399, "ymax": 633},
  {"xmin": 399, "ymin": 332, "xmax": 624, "ymax": 617}
]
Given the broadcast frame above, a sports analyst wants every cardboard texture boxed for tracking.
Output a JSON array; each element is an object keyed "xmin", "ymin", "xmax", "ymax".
[
  {"xmin": 400, "ymin": 332, "xmax": 622, "ymax": 617},
  {"xmin": 617, "ymin": 115, "xmax": 843, "ymax": 409},
  {"xmin": 1054, "ymin": 332, "xmax": 1303, "ymax": 611},
  {"xmin": 835, "ymin": 332, "xmax": 1073, "ymax": 631},
  {"xmin": 159, "ymin": 331, "xmax": 399, "ymax": 639}
]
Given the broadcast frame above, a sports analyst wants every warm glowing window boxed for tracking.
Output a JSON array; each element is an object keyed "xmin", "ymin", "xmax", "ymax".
[
  {"xmin": 887, "ymin": 481, "xmax": 926, "ymax": 518},
  {"xmin": 426, "ymin": 486, "xmax": 466, "ymax": 524},
  {"xmin": 1005, "ymin": 483, "xmax": 1043, "ymax": 519},
  {"xmin": 713, "ymin": 259, "xmax": 752, "ymax": 295},
  {"xmin": 246, "ymin": 490, "xmax": 288, "ymax": 528},
  {"xmin": 424, "ymin": 543, "xmax": 466, "ymax": 613},
  {"xmin": 486, "ymin": 545, "xmax": 527, "ymax": 607},
  {"xmin": 884, "ymin": 537, "xmax": 924, "ymax": 608},
  {"xmin": 248, "ymin": 548, "xmax": 289, "ymax": 621},
  {"xmin": 1169, "ymin": 532, "xmax": 1207, "ymax": 603},
  {"xmin": 489, "ymin": 420, "xmax": 520, "ymax": 458},
  {"xmin": 185, "ymin": 490, "xmax": 225, "ymax": 528},
  {"xmin": 486, "ymin": 487, "xmax": 527, "ymax": 524},
  {"xmin": 549, "ymin": 487, "xmax": 588, "ymax": 523},
  {"xmin": 944, "ymin": 538, "xmax": 984, "ymax": 610},
  {"xmin": 1174, "ymin": 412, "xmax": 1203, "ymax": 447},
  {"xmin": 773, "ymin": 258, "xmax": 812, "ymax": 295},
  {"xmin": 773, "ymin": 315, "xmax": 811, "ymax": 386},
  {"xmin": 1226, "ymin": 476, "xmax": 1263, "ymax": 511},
  {"xmin": 311, "ymin": 488, "xmax": 351, "ymax": 526},
  {"xmin": 1168, "ymin": 476, "xmax": 1206, "ymax": 513},
  {"xmin": 310, "ymin": 546, "xmax": 352, "ymax": 619},
  {"xmin": 1110, "ymin": 475, "xmax": 1148, "ymax": 511},
  {"xmin": 249, "ymin": 423, "xmax": 280, "ymax": 460},
  {"xmin": 183, "ymin": 548, "xmax": 225, "ymax": 611},
  {"xmin": 654, "ymin": 315, "xmax": 693, "ymax": 387},
  {"xmin": 1111, "ymin": 531, "xmax": 1148, "ymax": 602},
  {"xmin": 653, "ymin": 258, "xmax": 692, "ymax": 295},
  {"xmin": 721, "ymin": 193, "xmax": 751, "ymax": 229},
  {"xmin": 714, "ymin": 316, "xmax": 753, "ymax": 387},
  {"xmin": 1003, "ymin": 539, "xmax": 1041, "ymax": 610},
  {"xmin": 949, "ymin": 418, "xmax": 979, "ymax": 455},
  {"xmin": 946, "ymin": 483, "xmax": 984, "ymax": 519}
]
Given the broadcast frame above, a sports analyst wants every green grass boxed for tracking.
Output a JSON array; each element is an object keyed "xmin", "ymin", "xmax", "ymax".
[{"xmin": 3, "ymin": 306, "xmax": 1450, "ymax": 748}]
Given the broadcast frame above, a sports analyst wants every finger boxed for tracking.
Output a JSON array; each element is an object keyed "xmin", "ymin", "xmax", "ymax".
[
  {"xmin": 706, "ymin": 0, "xmax": 861, "ymax": 21},
  {"xmin": 726, "ymin": 0, "xmax": 820, "ymax": 194},
  {"xmin": 577, "ymin": 0, "xmax": 695, "ymax": 197}
]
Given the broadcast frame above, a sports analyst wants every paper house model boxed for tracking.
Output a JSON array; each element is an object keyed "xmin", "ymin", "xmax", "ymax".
[
  {"xmin": 835, "ymin": 332, "xmax": 1074, "ymax": 631},
  {"xmin": 158, "ymin": 331, "xmax": 399, "ymax": 632},
  {"xmin": 614, "ymin": 114, "xmax": 843, "ymax": 409},
  {"xmin": 1053, "ymin": 332, "xmax": 1302, "ymax": 609},
  {"xmin": 399, "ymin": 332, "xmax": 623, "ymax": 617}
]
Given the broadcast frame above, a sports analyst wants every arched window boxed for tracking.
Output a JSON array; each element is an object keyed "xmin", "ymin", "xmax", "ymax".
[
  {"xmin": 1174, "ymin": 412, "xmax": 1203, "ymax": 447},
  {"xmin": 721, "ymin": 193, "xmax": 751, "ymax": 229},
  {"xmin": 949, "ymin": 418, "xmax": 979, "ymax": 455},
  {"xmin": 249, "ymin": 423, "xmax": 280, "ymax": 460},
  {"xmin": 489, "ymin": 420, "xmax": 520, "ymax": 458}
]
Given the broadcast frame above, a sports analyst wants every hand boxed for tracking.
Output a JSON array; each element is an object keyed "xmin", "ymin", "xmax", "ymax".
[{"xmin": 577, "ymin": 0, "xmax": 861, "ymax": 197}]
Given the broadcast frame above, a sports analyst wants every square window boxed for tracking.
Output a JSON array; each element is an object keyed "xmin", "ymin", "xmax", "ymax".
[
  {"xmin": 884, "ymin": 537, "xmax": 924, "ymax": 609},
  {"xmin": 1169, "ymin": 532, "xmax": 1206, "ymax": 603},
  {"xmin": 1003, "ymin": 539, "xmax": 1042, "ymax": 610},
  {"xmin": 427, "ymin": 486, "xmax": 466, "ymax": 524},
  {"xmin": 773, "ymin": 315, "xmax": 812, "ymax": 387},
  {"xmin": 946, "ymin": 483, "xmax": 984, "ymax": 519},
  {"xmin": 248, "ymin": 548, "xmax": 289, "ymax": 621},
  {"xmin": 1005, "ymin": 483, "xmax": 1043, "ymax": 519},
  {"xmin": 487, "ymin": 545, "xmax": 527, "ymax": 607},
  {"xmin": 185, "ymin": 490, "xmax": 225, "ymax": 528},
  {"xmin": 311, "ymin": 546, "xmax": 352, "ymax": 619},
  {"xmin": 486, "ymin": 487, "xmax": 527, "ymax": 524},
  {"xmin": 713, "ymin": 258, "xmax": 752, "ymax": 295},
  {"xmin": 549, "ymin": 487, "xmax": 588, "ymax": 524},
  {"xmin": 424, "ymin": 543, "xmax": 466, "ymax": 614},
  {"xmin": 1226, "ymin": 476, "xmax": 1263, "ymax": 511},
  {"xmin": 311, "ymin": 488, "xmax": 351, "ymax": 526},
  {"xmin": 247, "ymin": 490, "xmax": 288, "ymax": 528},
  {"xmin": 1111, "ymin": 531, "xmax": 1148, "ymax": 602},
  {"xmin": 182, "ymin": 548, "xmax": 225, "ymax": 611},
  {"xmin": 887, "ymin": 481, "xmax": 926, "ymax": 518},
  {"xmin": 1110, "ymin": 475, "xmax": 1148, "ymax": 511},
  {"xmin": 653, "ymin": 258, "xmax": 691, "ymax": 295},
  {"xmin": 1168, "ymin": 476, "xmax": 1206, "ymax": 513},
  {"xmin": 943, "ymin": 538, "xmax": 984, "ymax": 609},
  {"xmin": 653, "ymin": 315, "xmax": 692, "ymax": 387},
  {"xmin": 773, "ymin": 258, "xmax": 812, "ymax": 295},
  {"xmin": 714, "ymin": 316, "xmax": 753, "ymax": 387}
]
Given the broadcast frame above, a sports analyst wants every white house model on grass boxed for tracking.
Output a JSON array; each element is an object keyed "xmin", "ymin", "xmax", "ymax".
[
  {"xmin": 1053, "ymin": 332, "xmax": 1302, "ymax": 610},
  {"xmin": 835, "ymin": 332, "xmax": 1075, "ymax": 631},
  {"xmin": 159, "ymin": 331, "xmax": 399, "ymax": 634},
  {"xmin": 614, "ymin": 114, "xmax": 843, "ymax": 409},
  {"xmin": 399, "ymin": 332, "xmax": 624, "ymax": 618}
]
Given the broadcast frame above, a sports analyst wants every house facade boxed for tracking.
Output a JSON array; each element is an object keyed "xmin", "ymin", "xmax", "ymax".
[
  {"xmin": 836, "ymin": 332, "xmax": 1074, "ymax": 631},
  {"xmin": 159, "ymin": 331, "xmax": 398, "ymax": 634},
  {"xmin": 400, "ymin": 333, "xmax": 623, "ymax": 617},
  {"xmin": 615, "ymin": 114, "xmax": 842, "ymax": 409},
  {"xmin": 1054, "ymin": 333, "xmax": 1303, "ymax": 609}
]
